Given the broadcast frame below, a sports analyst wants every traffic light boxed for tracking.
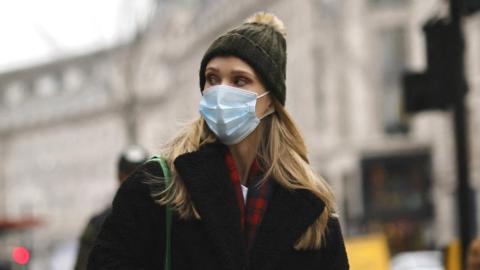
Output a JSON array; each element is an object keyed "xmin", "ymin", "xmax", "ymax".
[
  {"xmin": 402, "ymin": 72, "xmax": 441, "ymax": 112},
  {"xmin": 465, "ymin": 0, "xmax": 480, "ymax": 15},
  {"xmin": 402, "ymin": 18, "xmax": 466, "ymax": 113}
]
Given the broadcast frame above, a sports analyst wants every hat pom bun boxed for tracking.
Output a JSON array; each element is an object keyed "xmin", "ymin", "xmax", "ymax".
[{"xmin": 244, "ymin": 12, "xmax": 286, "ymax": 38}]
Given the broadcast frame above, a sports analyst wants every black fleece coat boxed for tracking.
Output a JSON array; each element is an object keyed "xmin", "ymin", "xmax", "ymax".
[{"xmin": 87, "ymin": 142, "xmax": 349, "ymax": 270}]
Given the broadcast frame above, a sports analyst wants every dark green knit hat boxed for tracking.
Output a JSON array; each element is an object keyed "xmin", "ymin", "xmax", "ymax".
[{"xmin": 199, "ymin": 12, "xmax": 287, "ymax": 105}]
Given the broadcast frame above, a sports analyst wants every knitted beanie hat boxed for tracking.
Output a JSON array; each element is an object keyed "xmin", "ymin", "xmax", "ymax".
[{"xmin": 199, "ymin": 12, "xmax": 287, "ymax": 105}]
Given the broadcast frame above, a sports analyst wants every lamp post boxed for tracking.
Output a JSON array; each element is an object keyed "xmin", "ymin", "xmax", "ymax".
[{"xmin": 449, "ymin": 0, "xmax": 476, "ymax": 263}]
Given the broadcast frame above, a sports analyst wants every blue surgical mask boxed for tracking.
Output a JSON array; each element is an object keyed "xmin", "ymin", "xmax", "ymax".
[{"xmin": 199, "ymin": 84, "xmax": 272, "ymax": 145}]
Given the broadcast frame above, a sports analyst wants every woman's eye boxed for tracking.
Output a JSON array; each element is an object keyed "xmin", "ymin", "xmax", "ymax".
[
  {"xmin": 206, "ymin": 74, "xmax": 219, "ymax": 85},
  {"xmin": 234, "ymin": 77, "xmax": 248, "ymax": 87}
]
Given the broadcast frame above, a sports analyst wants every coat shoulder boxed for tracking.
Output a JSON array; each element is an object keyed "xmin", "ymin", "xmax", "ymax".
[{"xmin": 114, "ymin": 159, "xmax": 165, "ymax": 208}]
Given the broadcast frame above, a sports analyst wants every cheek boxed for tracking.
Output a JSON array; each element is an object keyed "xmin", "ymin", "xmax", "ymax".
[
  {"xmin": 255, "ymin": 96, "xmax": 272, "ymax": 117},
  {"xmin": 204, "ymin": 81, "xmax": 212, "ymax": 89}
]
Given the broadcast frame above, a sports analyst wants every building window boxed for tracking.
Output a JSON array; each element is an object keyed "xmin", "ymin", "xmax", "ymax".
[
  {"xmin": 4, "ymin": 82, "xmax": 28, "ymax": 107},
  {"xmin": 360, "ymin": 151, "xmax": 434, "ymax": 254},
  {"xmin": 35, "ymin": 75, "xmax": 59, "ymax": 98},
  {"xmin": 374, "ymin": 27, "xmax": 408, "ymax": 134}
]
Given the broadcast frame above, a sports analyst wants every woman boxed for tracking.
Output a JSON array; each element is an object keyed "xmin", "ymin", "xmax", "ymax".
[{"xmin": 88, "ymin": 12, "xmax": 349, "ymax": 270}]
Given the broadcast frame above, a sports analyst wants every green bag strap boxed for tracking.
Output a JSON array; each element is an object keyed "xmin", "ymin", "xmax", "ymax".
[{"xmin": 150, "ymin": 155, "xmax": 172, "ymax": 270}]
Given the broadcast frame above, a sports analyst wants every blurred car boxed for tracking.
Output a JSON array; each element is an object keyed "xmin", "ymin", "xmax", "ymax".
[
  {"xmin": 391, "ymin": 250, "xmax": 444, "ymax": 270},
  {"xmin": 51, "ymin": 240, "xmax": 78, "ymax": 270}
]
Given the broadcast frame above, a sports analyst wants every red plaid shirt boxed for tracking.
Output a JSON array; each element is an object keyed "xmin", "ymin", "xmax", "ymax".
[{"xmin": 225, "ymin": 149, "xmax": 273, "ymax": 252}]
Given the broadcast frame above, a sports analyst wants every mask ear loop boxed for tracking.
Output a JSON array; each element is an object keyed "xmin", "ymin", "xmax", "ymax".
[
  {"xmin": 259, "ymin": 105, "xmax": 276, "ymax": 120},
  {"xmin": 256, "ymin": 91, "xmax": 275, "ymax": 120},
  {"xmin": 257, "ymin": 91, "xmax": 270, "ymax": 99}
]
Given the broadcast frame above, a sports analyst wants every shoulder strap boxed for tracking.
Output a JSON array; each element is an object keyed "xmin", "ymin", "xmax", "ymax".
[{"xmin": 150, "ymin": 155, "xmax": 172, "ymax": 270}]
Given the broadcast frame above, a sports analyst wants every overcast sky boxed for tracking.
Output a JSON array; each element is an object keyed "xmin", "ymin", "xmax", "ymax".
[{"xmin": 0, "ymin": 0, "xmax": 154, "ymax": 73}]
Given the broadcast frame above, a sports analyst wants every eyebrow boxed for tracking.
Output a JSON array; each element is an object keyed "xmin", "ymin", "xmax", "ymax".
[
  {"xmin": 205, "ymin": 67, "xmax": 254, "ymax": 77},
  {"xmin": 205, "ymin": 67, "xmax": 219, "ymax": 72},
  {"xmin": 231, "ymin": 70, "xmax": 254, "ymax": 77}
]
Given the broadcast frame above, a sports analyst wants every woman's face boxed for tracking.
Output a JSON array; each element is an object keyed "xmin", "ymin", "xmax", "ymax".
[{"xmin": 204, "ymin": 56, "xmax": 272, "ymax": 118}]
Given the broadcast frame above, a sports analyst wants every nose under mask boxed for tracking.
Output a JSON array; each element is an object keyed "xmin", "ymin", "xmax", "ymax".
[{"xmin": 199, "ymin": 84, "xmax": 273, "ymax": 145}]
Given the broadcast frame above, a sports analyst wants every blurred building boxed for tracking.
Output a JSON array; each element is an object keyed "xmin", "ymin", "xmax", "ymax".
[{"xmin": 0, "ymin": 0, "xmax": 480, "ymax": 268}]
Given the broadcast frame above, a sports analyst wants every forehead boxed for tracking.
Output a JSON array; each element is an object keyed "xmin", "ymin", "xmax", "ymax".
[{"xmin": 205, "ymin": 56, "xmax": 255, "ymax": 74}]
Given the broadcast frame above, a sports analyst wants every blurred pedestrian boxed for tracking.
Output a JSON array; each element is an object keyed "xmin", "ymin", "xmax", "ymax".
[
  {"xmin": 73, "ymin": 145, "xmax": 148, "ymax": 270},
  {"xmin": 467, "ymin": 238, "xmax": 480, "ymax": 270},
  {"xmin": 88, "ymin": 12, "xmax": 349, "ymax": 270}
]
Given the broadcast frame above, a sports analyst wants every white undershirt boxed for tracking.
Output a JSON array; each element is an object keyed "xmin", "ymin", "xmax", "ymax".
[{"xmin": 241, "ymin": 185, "xmax": 248, "ymax": 205}]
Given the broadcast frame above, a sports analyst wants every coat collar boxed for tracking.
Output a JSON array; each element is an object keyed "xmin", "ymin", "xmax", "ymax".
[{"xmin": 174, "ymin": 142, "xmax": 325, "ymax": 270}]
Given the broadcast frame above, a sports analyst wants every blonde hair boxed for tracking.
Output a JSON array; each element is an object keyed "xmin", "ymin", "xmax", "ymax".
[{"xmin": 149, "ymin": 99, "xmax": 336, "ymax": 250}]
